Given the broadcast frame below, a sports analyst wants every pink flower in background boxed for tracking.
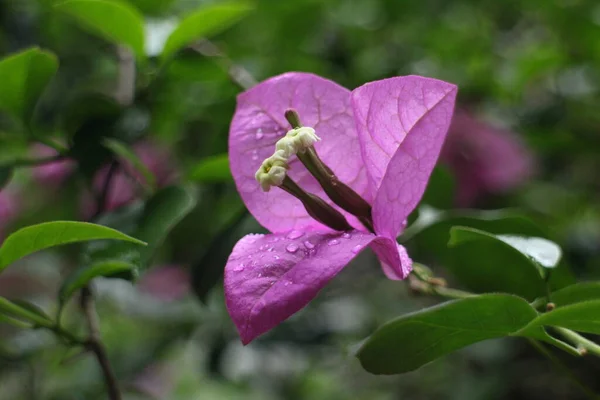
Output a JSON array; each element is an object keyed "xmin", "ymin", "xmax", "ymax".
[
  {"xmin": 441, "ymin": 109, "xmax": 535, "ymax": 206},
  {"xmin": 30, "ymin": 144, "xmax": 76, "ymax": 185},
  {"xmin": 82, "ymin": 139, "xmax": 178, "ymax": 215},
  {"xmin": 138, "ymin": 265, "xmax": 189, "ymax": 302},
  {"xmin": 0, "ymin": 189, "xmax": 20, "ymax": 242},
  {"xmin": 225, "ymin": 72, "xmax": 457, "ymax": 343}
]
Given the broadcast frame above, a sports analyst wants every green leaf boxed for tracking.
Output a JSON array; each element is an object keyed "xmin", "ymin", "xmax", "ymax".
[
  {"xmin": 0, "ymin": 167, "xmax": 12, "ymax": 189},
  {"xmin": 0, "ymin": 47, "xmax": 58, "ymax": 121},
  {"xmin": 447, "ymin": 227, "xmax": 547, "ymax": 300},
  {"xmin": 59, "ymin": 259, "xmax": 136, "ymax": 303},
  {"xmin": 495, "ymin": 235, "xmax": 562, "ymax": 268},
  {"xmin": 102, "ymin": 138, "xmax": 156, "ymax": 189},
  {"xmin": 357, "ymin": 294, "xmax": 537, "ymax": 374},
  {"xmin": 550, "ymin": 282, "xmax": 600, "ymax": 307},
  {"xmin": 86, "ymin": 186, "xmax": 197, "ymax": 272},
  {"xmin": 0, "ymin": 297, "xmax": 53, "ymax": 327},
  {"xmin": 161, "ymin": 1, "xmax": 253, "ymax": 62},
  {"xmin": 135, "ymin": 186, "xmax": 196, "ymax": 265},
  {"xmin": 188, "ymin": 154, "xmax": 232, "ymax": 183},
  {"xmin": 520, "ymin": 301, "xmax": 600, "ymax": 335},
  {"xmin": 0, "ymin": 221, "xmax": 146, "ymax": 272},
  {"xmin": 55, "ymin": 0, "xmax": 145, "ymax": 60}
]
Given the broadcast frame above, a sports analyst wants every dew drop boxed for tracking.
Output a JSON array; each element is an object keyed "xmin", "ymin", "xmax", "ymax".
[
  {"xmin": 251, "ymin": 150, "xmax": 259, "ymax": 161},
  {"xmin": 257, "ymin": 273, "xmax": 262, "ymax": 278},
  {"xmin": 284, "ymin": 280, "xmax": 292, "ymax": 286},
  {"xmin": 233, "ymin": 263, "xmax": 245, "ymax": 272},
  {"xmin": 273, "ymin": 255, "xmax": 280, "ymax": 260},
  {"xmin": 351, "ymin": 245, "xmax": 362, "ymax": 254},
  {"xmin": 286, "ymin": 243, "xmax": 299, "ymax": 253},
  {"xmin": 304, "ymin": 240, "xmax": 315, "ymax": 249},
  {"xmin": 327, "ymin": 239, "xmax": 340, "ymax": 246},
  {"xmin": 287, "ymin": 230, "xmax": 304, "ymax": 239},
  {"xmin": 255, "ymin": 128, "xmax": 264, "ymax": 140},
  {"xmin": 342, "ymin": 232, "xmax": 352, "ymax": 239},
  {"xmin": 267, "ymin": 247, "xmax": 274, "ymax": 252}
]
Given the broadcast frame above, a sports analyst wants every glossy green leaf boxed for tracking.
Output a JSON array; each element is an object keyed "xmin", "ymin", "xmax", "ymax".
[
  {"xmin": 0, "ymin": 221, "xmax": 146, "ymax": 271},
  {"xmin": 0, "ymin": 47, "xmax": 58, "ymax": 121},
  {"xmin": 0, "ymin": 297, "xmax": 53, "ymax": 327},
  {"xmin": 161, "ymin": 1, "xmax": 253, "ymax": 62},
  {"xmin": 103, "ymin": 138, "xmax": 156, "ymax": 189},
  {"xmin": 495, "ymin": 235, "xmax": 562, "ymax": 268},
  {"xmin": 135, "ymin": 186, "xmax": 196, "ymax": 265},
  {"xmin": 447, "ymin": 227, "xmax": 547, "ymax": 300},
  {"xmin": 59, "ymin": 259, "xmax": 136, "ymax": 303},
  {"xmin": 520, "ymin": 301, "xmax": 600, "ymax": 335},
  {"xmin": 55, "ymin": 0, "xmax": 145, "ymax": 59},
  {"xmin": 357, "ymin": 294, "xmax": 537, "ymax": 374},
  {"xmin": 550, "ymin": 282, "xmax": 600, "ymax": 307},
  {"xmin": 188, "ymin": 154, "xmax": 231, "ymax": 183}
]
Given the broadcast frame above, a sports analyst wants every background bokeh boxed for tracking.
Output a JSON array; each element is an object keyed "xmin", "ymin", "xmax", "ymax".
[{"xmin": 0, "ymin": 0, "xmax": 599, "ymax": 399}]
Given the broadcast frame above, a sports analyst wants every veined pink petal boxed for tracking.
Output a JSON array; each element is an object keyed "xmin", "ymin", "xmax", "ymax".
[
  {"xmin": 229, "ymin": 72, "xmax": 369, "ymax": 234},
  {"xmin": 224, "ymin": 230, "xmax": 375, "ymax": 344},
  {"xmin": 352, "ymin": 76, "xmax": 457, "ymax": 238},
  {"xmin": 370, "ymin": 237, "xmax": 412, "ymax": 280}
]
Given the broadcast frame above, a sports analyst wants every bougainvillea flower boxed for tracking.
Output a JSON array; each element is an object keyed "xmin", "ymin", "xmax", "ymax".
[
  {"xmin": 441, "ymin": 109, "xmax": 534, "ymax": 206},
  {"xmin": 226, "ymin": 72, "xmax": 457, "ymax": 344},
  {"xmin": 81, "ymin": 140, "xmax": 178, "ymax": 216},
  {"xmin": 30, "ymin": 144, "xmax": 76, "ymax": 185}
]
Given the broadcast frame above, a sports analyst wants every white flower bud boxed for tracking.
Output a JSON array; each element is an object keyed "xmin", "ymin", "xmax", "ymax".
[
  {"xmin": 275, "ymin": 127, "xmax": 321, "ymax": 157},
  {"xmin": 255, "ymin": 150, "xmax": 289, "ymax": 192}
]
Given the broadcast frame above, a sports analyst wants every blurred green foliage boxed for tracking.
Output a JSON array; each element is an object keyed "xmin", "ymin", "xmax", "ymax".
[{"xmin": 0, "ymin": 0, "xmax": 598, "ymax": 399}]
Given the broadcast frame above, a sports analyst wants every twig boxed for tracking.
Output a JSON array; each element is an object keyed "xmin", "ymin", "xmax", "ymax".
[
  {"xmin": 554, "ymin": 327, "xmax": 600, "ymax": 357},
  {"xmin": 190, "ymin": 39, "xmax": 257, "ymax": 90},
  {"xmin": 409, "ymin": 263, "xmax": 474, "ymax": 300},
  {"xmin": 80, "ymin": 287, "xmax": 122, "ymax": 400},
  {"xmin": 529, "ymin": 339, "xmax": 600, "ymax": 399},
  {"xmin": 115, "ymin": 45, "xmax": 136, "ymax": 106}
]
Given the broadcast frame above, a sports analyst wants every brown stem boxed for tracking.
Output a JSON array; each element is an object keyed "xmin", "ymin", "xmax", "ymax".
[{"xmin": 81, "ymin": 287, "xmax": 122, "ymax": 400}]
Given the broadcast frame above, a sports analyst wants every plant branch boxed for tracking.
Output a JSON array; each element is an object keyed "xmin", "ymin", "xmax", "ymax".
[
  {"xmin": 409, "ymin": 263, "xmax": 474, "ymax": 300},
  {"xmin": 554, "ymin": 327, "xmax": 600, "ymax": 357},
  {"xmin": 190, "ymin": 39, "xmax": 257, "ymax": 90},
  {"xmin": 80, "ymin": 287, "xmax": 121, "ymax": 400}
]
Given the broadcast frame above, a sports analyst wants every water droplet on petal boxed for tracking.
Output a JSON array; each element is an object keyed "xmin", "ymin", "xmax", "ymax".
[
  {"xmin": 273, "ymin": 255, "xmax": 280, "ymax": 260},
  {"xmin": 287, "ymin": 230, "xmax": 304, "ymax": 239},
  {"xmin": 328, "ymin": 239, "xmax": 339, "ymax": 246},
  {"xmin": 233, "ymin": 263, "xmax": 245, "ymax": 272},
  {"xmin": 267, "ymin": 247, "xmax": 274, "ymax": 252},
  {"xmin": 255, "ymin": 128, "xmax": 264, "ymax": 140},
  {"xmin": 257, "ymin": 273, "xmax": 262, "ymax": 278},
  {"xmin": 351, "ymin": 245, "xmax": 362, "ymax": 254},
  {"xmin": 286, "ymin": 244, "xmax": 299, "ymax": 253},
  {"xmin": 304, "ymin": 240, "xmax": 315, "ymax": 249},
  {"xmin": 342, "ymin": 232, "xmax": 352, "ymax": 239},
  {"xmin": 284, "ymin": 280, "xmax": 291, "ymax": 286},
  {"xmin": 251, "ymin": 150, "xmax": 259, "ymax": 161}
]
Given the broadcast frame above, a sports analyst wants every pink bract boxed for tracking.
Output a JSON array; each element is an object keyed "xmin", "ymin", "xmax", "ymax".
[{"xmin": 226, "ymin": 72, "xmax": 457, "ymax": 344}]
